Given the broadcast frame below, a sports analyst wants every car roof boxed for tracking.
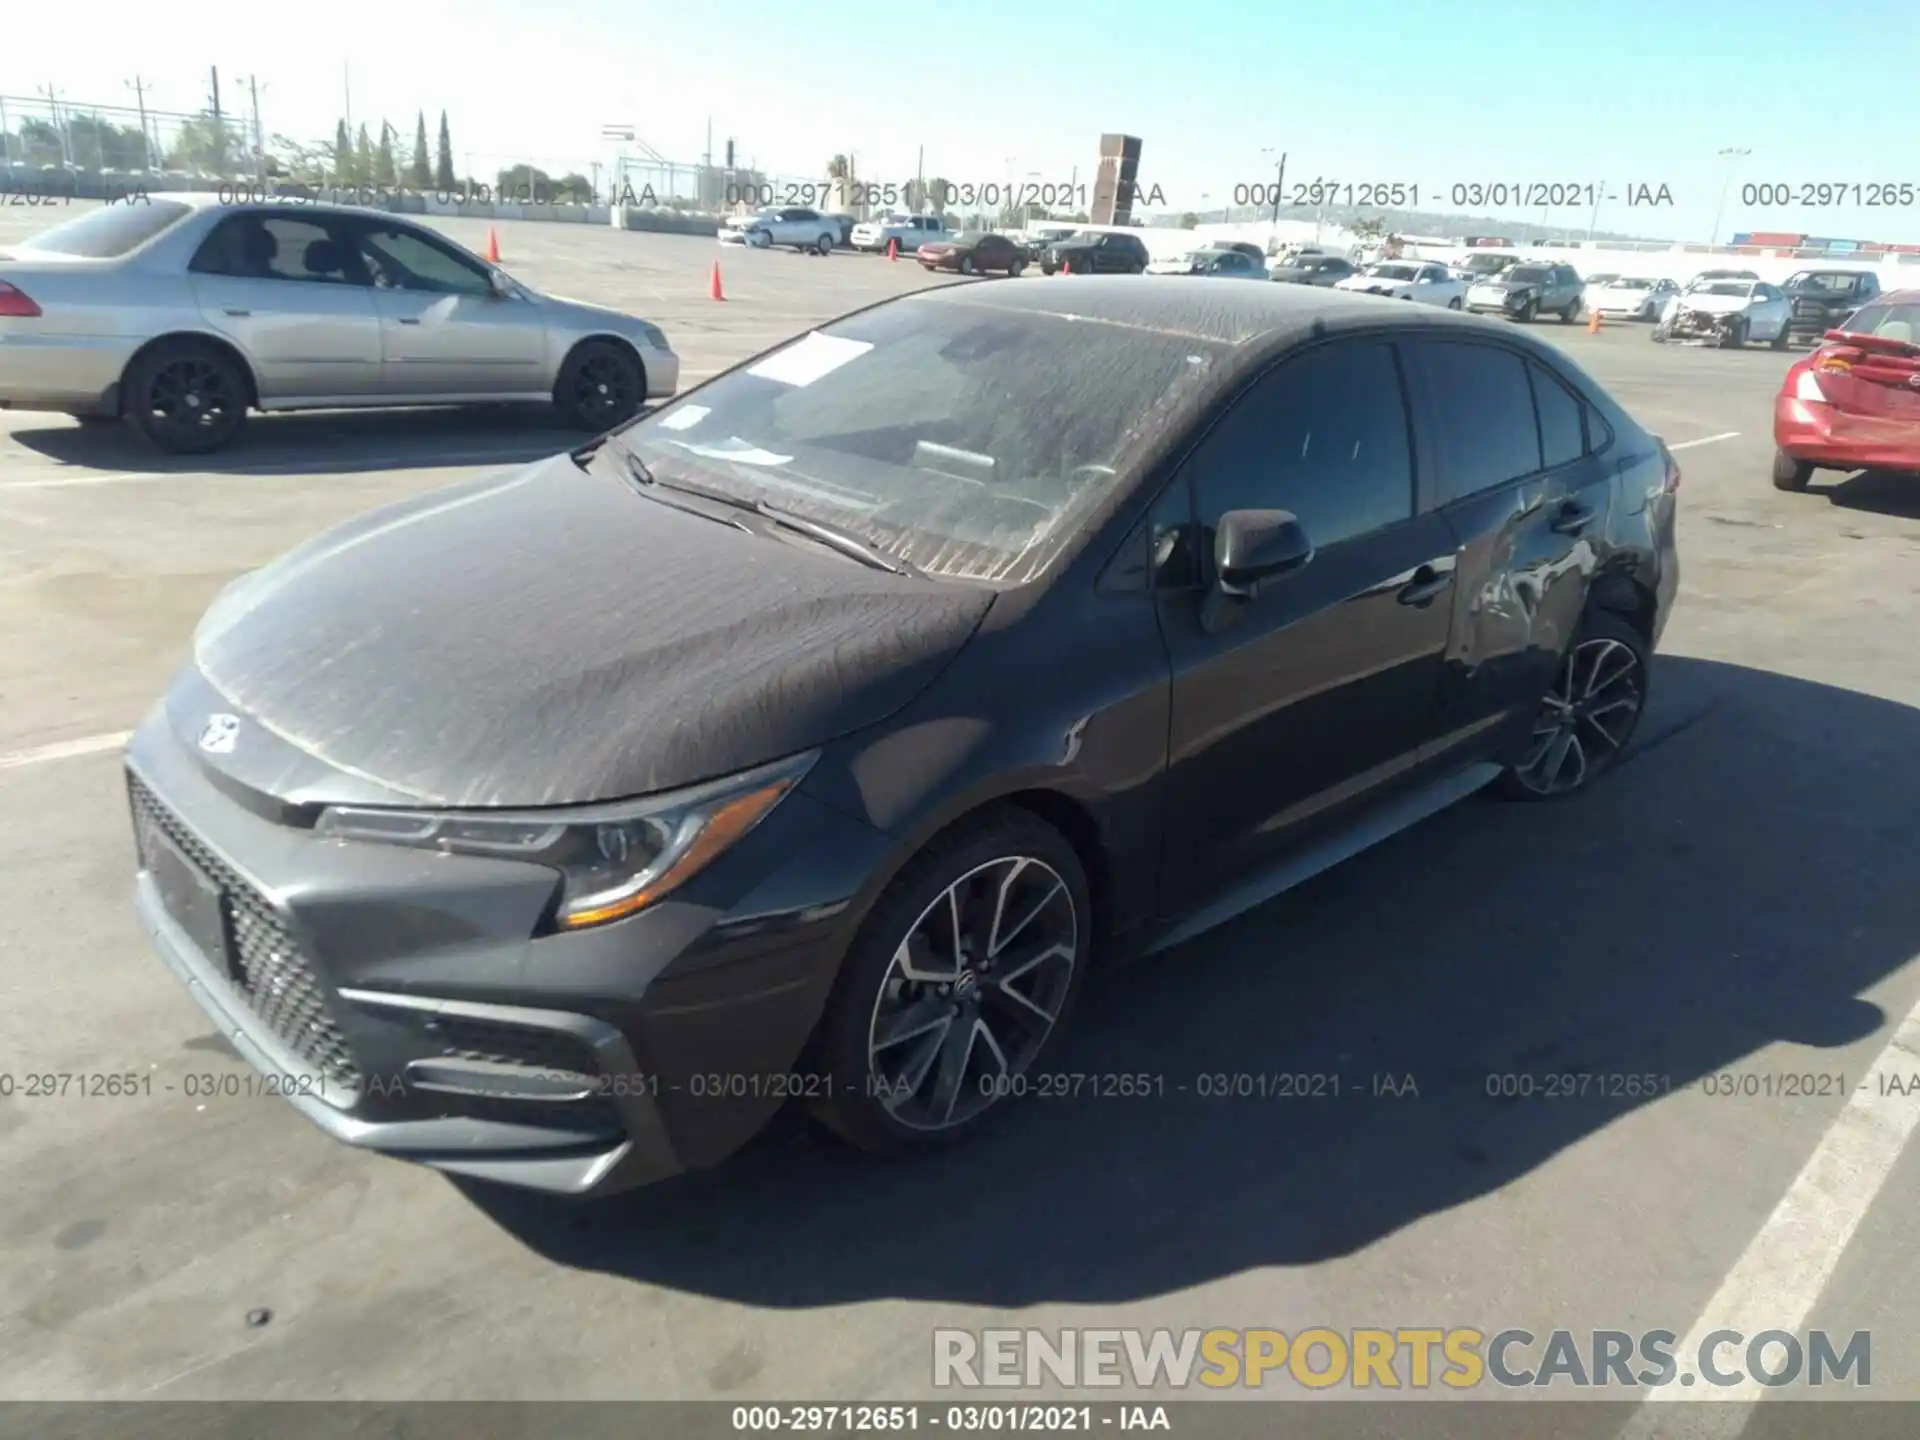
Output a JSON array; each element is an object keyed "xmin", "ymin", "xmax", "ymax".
[
  {"xmin": 898, "ymin": 273, "xmax": 1531, "ymax": 354},
  {"xmin": 1875, "ymin": 288, "xmax": 1920, "ymax": 304}
]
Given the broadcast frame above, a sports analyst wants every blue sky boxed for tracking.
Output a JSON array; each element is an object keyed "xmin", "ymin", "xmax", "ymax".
[{"xmin": 9, "ymin": 0, "xmax": 1920, "ymax": 243}]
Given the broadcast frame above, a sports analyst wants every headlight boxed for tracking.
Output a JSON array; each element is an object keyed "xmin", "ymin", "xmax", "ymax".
[{"xmin": 314, "ymin": 750, "xmax": 817, "ymax": 931}]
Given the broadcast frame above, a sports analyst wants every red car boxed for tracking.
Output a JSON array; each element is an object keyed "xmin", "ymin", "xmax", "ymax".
[
  {"xmin": 916, "ymin": 232, "xmax": 1027, "ymax": 277},
  {"xmin": 1773, "ymin": 287, "xmax": 1920, "ymax": 490}
]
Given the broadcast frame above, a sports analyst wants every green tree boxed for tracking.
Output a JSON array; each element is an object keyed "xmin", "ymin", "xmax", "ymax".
[
  {"xmin": 926, "ymin": 176, "xmax": 950, "ymax": 215},
  {"xmin": 557, "ymin": 171, "xmax": 594, "ymax": 203},
  {"xmin": 16, "ymin": 118, "xmax": 64, "ymax": 166},
  {"xmin": 354, "ymin": 123, "xmax": 374, "ymax": 185},
  {"xmin": 1350, "ymin": 216, "xmax": 1387, "ymax": 242},
  {"xmin": 409, "ymin": 112, "xmax": 431, "ymax": 189},
  {"xmin": 375, "ymin": 122, "xmax": 398, "ymax": 188},
  {"xmin": 827, "ymin": 154, "xmax": 849, "ymax": 180},
  {"xmin": 166, "ymin": 114, "xmax": 237, "ymax": 175},
  {"xmin": 434, "ymin": 110, "xmax": 455, "ymax": 190},
  {"xmin": 1179, "ymin": 212, "xmax": 1199, "ymax": 229},
  {"xmin": 332, "ymin": 119, "xmax": 353, "ymax": 183},
  {"xmin": 497, "ymin": 162, "xmax": 554, "ymax": 197},
  {"xmin": 268, "ymin": 134, "xmax": 331, "ymax": 183}
]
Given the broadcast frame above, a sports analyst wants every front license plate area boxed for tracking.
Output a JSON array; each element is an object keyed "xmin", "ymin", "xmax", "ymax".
[{"xmin": 143, "ymin": 822, "xmax": 234, "ymax": 976}]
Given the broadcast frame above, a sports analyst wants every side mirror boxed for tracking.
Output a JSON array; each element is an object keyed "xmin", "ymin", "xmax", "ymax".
[
  {"xmin": 487, "ymin": 269, "xmax": 514, "ymax": 299},
  {"xmin": 1216, "ymin": 509, "xmax": 1313, "ymax": 597}
]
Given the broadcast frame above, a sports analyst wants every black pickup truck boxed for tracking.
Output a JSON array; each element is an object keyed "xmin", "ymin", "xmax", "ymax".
[{"xmin": 1783, "ymin": 269, "xmax": 1881, "ymax": 341}]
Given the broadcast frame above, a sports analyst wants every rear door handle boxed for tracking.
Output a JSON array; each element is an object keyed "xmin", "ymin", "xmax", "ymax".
[
  {"xmin": 223, "ymin": 308, "xmax": 250, "ymax": 317},
  {"xmin": 1550, "ymin": 502, "xmax": 1597, "ymax": 535},
  {"xmin": 1396, "ymin": 566, "xmax": 1452, "ymax": 607},
  {"xmin": 397, "ymin": 316, "xmax": 421, "ymax": 325}
]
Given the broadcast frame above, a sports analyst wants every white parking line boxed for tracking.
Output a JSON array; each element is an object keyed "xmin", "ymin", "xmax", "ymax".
[
  {"xmin": 1669, "ymin": 432, "xmax": 1741, "ymax": 451},
  {"xmin": 0, "ymin": 731, "xmax": 131, "ymax": 770},
  {"xmin": 1615, "ymin": 1000, "xmax": 1920, "ymax": 1438}
]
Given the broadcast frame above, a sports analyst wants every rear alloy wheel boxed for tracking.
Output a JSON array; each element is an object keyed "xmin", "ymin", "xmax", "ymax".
[
  {"xmin": 554, "ymin": 339, "xmax": 643, "ymax": 431},
  {"xmin": 1448, "ymin": 296, "xmax": 1462, "ymax": 310},
  {"xmin": 960, "ymin": 254, "xmax": 977, "ymax": 276},
  {"xmin": 1008, "ymin": 259, "xmax": 1025, "ymax": 278},
  {"xmin": 1560, "ymin": 301, "xmax": 1579, "ymax": 323},
  {"xmin": 1772, "ymin": 450, "xmax": 1815, "ymax": 492},
  {"xmin": 1770, "ymin": 320, "xmax": 1791, "ymax": 350},
  {"xmin": 1494, "ymin": 611, "xmax": 1649, "ymax": 802},
  {"xmin": 808, "ymin": 810, "xmax": 1090, "ymax": 1155},
  {"xmin": 1518, "ymin": 299, "xmax": 1538, "ymax": 323},
  {"xmin": 1721, "ymin": 318, "xmax": 1749, "ymax": 349},
  {"xmin": 122, "ymin": 339, "xmax": 249, "ymax": 454},
  {"xmin": 815, "ymin": 233, "xmax": 834, "ymax": 256}
]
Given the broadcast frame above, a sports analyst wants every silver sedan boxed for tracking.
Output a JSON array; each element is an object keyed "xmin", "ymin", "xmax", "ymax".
[{"xmin": 0, "ymin": 194, "xmax": 680, "ymax": 453}]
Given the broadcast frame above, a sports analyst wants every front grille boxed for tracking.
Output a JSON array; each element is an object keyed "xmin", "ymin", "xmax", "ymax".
[{"xmin": 128, "ymin": 774, "xmax": 363, "ymax": 1096}]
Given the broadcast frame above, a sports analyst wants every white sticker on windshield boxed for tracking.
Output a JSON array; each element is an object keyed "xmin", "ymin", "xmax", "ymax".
[
  {"xmin": 656, "ymin": 405, "xmax": 709, "ymax": 431},
  {"xmin": 666, "ymin": 439, "xmax": 794, "ymax": 467},
  {"xmin": 746, "ymin": 332, "xmax": 873, "ymax": 387}
]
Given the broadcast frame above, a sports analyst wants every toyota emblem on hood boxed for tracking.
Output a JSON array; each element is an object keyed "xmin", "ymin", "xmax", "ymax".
[{"xmin": 198, "ymin": 714, "xmax": 241, "ymax": 754}]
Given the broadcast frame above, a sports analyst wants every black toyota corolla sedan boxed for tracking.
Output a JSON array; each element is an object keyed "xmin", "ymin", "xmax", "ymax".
[{"xmin": 126, "ymin": 279, "xmax": 1680, "ymax": 1197}]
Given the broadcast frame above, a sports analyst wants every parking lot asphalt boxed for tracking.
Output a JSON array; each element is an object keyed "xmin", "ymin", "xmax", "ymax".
[{"xmin": 3, "ymin": 208, "xmax": 1919, "ymax": 1427}]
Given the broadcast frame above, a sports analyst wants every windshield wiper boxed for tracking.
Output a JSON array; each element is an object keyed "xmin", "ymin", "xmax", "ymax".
[
  {"xmin": 753, "ymin": 500, "xmax": 918, "ymax": 576},
  {"xmin": 603, "ymin": 442, "xmax": 756, "ymax": 531},
  {"xmin": 608, "ymin": 441, "xmax": 920, "ymax": 577}
]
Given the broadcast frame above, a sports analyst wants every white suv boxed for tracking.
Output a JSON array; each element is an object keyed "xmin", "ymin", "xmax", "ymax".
[{"xmin": 719, "ymin": 207, "xmax": 838, "ymax": 255}]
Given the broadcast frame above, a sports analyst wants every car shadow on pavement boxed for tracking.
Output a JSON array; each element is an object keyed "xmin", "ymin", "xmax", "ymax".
[
  {"xmin": 5, "ymin": 406, "xmax": 607, "ymax": 477},
  {"xmin": 464, "ymin": 655, "xmax": 1919, "ymax": 1308},
  {"xmin": 1808, "ymin": 469, "xmax": 1920, "ymax": 521}
]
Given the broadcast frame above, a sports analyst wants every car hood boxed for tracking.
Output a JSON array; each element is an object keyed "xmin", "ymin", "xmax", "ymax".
[
  {"xmin": 723, "ymin": 214, "xmax": 770, "ymax": 229},
  {"xmin": 1339, "ymin": 275, "xmax": 1409, "ymax": 291},
  {"xmin": 186, "ymin": 453, "xmax": 994, "ymax": 808}
]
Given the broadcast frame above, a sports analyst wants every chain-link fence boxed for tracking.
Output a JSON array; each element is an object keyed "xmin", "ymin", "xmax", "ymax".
[{"xmin": 0, "ymin": 92, "xmax": 264, "ymax": 181}]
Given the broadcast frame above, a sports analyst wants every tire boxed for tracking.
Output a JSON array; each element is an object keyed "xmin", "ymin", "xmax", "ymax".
[
  {"xmin": 121, "ymin": 338, "xmax": 250, "ymax": 455},
  {"xmin": 1447, "ymin": 297, "xmax": 1462, "ymax": 310},
  {"xmin": 1770, "ymin": 321, "xmax": 1791, "ymax": 351},
  {"xmin": 1518, "ymin": 299, "xmax": 1538, "ymax": 323},
  {"xmin": 1772, "ymin": 450, "xmax": 1814, "ymax": 491},
  {"xmin": 1491, "ymin": 609, "xmax": 1650, "ymax": 802},
  {"xmin": 748, "ymin": 229, "xmax": 771, "ymax": 249},
  {"xmin": 1721, "ymin": 319, "xmax": 1749, "ymax": 349},
  {"xmin": 959, "ymin": 254, "xmax": 977, "ymax": 276},
  {"xmin": 1651, "ymin": 326, "xmax": 1668, "ymax": 343},
  {"xmin": 1008, "ymin": 259, "xmax": 1025, "ymax": 278},
  {"xmin": 553, "ymin": 338, "xmax": 644, "ymax": 432},
  {"xmin": 1559, "ymin": 301, "xmax": 1579, "ymax": 324},
  {"xmin": 806, "ymin": 808, "xmax": 1093, "ymax": 1156},
  {"xmin": 815, "ymin": 233, "xmax": 833, "ymax": 256}
]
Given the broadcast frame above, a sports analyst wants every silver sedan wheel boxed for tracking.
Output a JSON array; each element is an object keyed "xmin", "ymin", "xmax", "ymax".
[
  {"xmin": 865, "ymin": 856, "xmax": 1079, "ymax": 1132},
  {"xmin": 1513, "ymin": 637, "xmax": 1645, "ymax": 796}
]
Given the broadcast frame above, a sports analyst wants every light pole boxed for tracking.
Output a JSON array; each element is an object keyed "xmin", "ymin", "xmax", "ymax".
[
  {"xmin": 1710, "ymin": 146, "xmax": 1750, "ymax": 248},
  {"xmin": 1260, "ymin": 145, "xmax": 1287, "ymax": 232}
]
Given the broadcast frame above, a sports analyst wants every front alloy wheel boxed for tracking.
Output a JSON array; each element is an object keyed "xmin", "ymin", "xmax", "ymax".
[
  {"xmin": 1496, "ymin": 612, "xmax": 1648, "ymax": 801},
  {"xmin": 809, "ymin": 810, "xmax": 1090, "ymax": 1153}
]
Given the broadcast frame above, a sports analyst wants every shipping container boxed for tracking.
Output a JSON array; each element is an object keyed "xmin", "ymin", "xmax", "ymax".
[{"xmin": 1747, "ymin": 231, "xmax": 1806, "ymax": 246}]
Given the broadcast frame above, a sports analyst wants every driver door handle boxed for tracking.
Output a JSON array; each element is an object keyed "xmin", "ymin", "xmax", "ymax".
[
  {"xmin": 1550, "ymin": 501, "xmax": 1597, "ymax": 535},
  {"xmin": 396, "ymin": 316, "xmax": 422, "ymax": 325},
  {"xmin": 1396, "ymin": 564, "xmax": 1452, "ymax": 607}
]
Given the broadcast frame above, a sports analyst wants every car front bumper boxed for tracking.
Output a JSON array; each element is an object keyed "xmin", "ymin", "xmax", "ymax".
[
  {"xmin": 1774, "ymin": 394, "xmax": 1920, "ymax": 471},
  {"xmin": 124, "ymin": 701, "xmax": 894, "ymax": 1196},
  {"xmin": 1465, "ymin": 296, "xmax": 1530, "ymax": 316}
]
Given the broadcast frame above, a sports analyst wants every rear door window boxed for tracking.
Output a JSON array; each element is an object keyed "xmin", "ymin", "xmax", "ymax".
[{"xmin": 1404, "ymin": 340, "xmax": 1544, "ymax": 504}]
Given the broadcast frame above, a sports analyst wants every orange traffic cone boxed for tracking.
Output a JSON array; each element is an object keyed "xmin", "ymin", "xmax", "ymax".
[
  {"xmin": 886, "ymin": 236, "xmax": 899, "ymax": 262},
  {"xmin": 709, "ymin": 260, "xmax": 725, "ymax": 302},
  {"xmin": 484, "ymin": 228, "xmax": 500, "ymax": 263},
  {"xmin": 1587, "ymin": 307, "xmax": 1601, "ymax": 334},
  {"xmin": 1061, "ymin": 259, "xmax": 1071, "ymax": 275}
]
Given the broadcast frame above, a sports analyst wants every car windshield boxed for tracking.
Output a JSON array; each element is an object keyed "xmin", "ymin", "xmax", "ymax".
[
  {"xmin": 20, "ymin": 199, "xmax": 193, "ymax": 257},
  {"xmin": 619, "ymin": 298, "xmax": 1227, "ymax": 584},
  {"xmin": 1612, "ymin": 278, "xmax": 1655, "ymax": 290},
  {"xmin": 1587, "ymin": 274, "xmax": 1619, "ymax": 285},
  {"xmin": 1507, "ymin": 267, "xmax": 1551, "ymax": 283},
  {"xmin": 954, "ymin": 232, "xmax": 989, "ymax": 244},
  {"xmin": 1369, "ymin": 264, "xmax": 1419, "ymax": 279},
  {"xmin": 1787, "ymin": 272, "xmax": 1862, "ymax": 294},
  {"xmin": 1464, "ymin": 255, "xmax": 1513, "ymax": 271},
  {"xmin": 1694, "ymin": 282, "xmax": 1754, "ymax": 297},
  {"xmin": 1832, "ymin": 301, "xmax": 1920, "ymax": 340}
]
